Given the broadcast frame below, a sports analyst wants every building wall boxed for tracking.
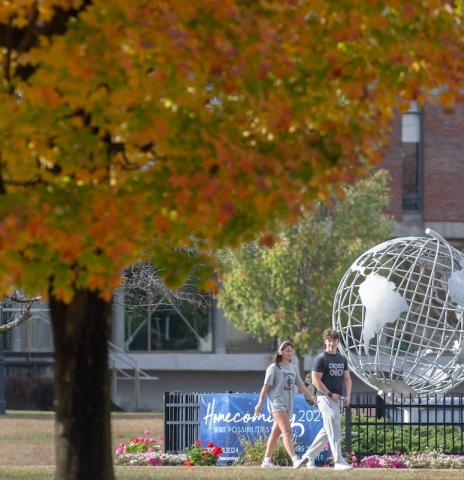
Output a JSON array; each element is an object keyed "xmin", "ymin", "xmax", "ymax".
[
  {"xmin": 114, "ymin": 363, "xmax": 373, "ymax": 411},
  {"xmin": 422, "ymin": 104, "xmax": 464, "ymax": 222},
  {"xmin": 382, "ymin": 104, "xmax": 464, "ymax": 245},
  {"xmin": 383, "ymin": 114, "xmax": 403, "ymax": 220}
]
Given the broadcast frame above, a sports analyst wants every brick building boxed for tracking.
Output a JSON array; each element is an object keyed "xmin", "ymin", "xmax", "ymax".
[{"xmin": 384, "ymin": 102, "xmax": 464, "ymax": 249}]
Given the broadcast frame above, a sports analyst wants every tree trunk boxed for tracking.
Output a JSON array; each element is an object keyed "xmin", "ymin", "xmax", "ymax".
[
  {"xmin": 295, "ymin": 351, "xmax": 307, "ymax": 381},
  {"xmin": 49, "ymin": 289, "xmax": 114, "ymax": 480}
]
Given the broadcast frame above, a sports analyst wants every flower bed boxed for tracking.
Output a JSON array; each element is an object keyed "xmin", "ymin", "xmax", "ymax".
[
  {"xmin": 352, "ymin": 450, "xmax": 464, "ymax": 469},
  {"xmin": 185, "ymin": 439, "xmax": 223, "ymax": 466},
  {"xmin": 115, "ymin": 452, "xmax": 186, "ymax": 466},
  {"xmin": 114, "ymin": 432, "xmax": 222, "ymax": 467}
]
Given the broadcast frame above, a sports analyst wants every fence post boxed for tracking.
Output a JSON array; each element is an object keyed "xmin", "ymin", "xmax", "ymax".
[
  {"xmin": 134, "ymin": 368, "xmax": 140, "ymax": 411},
  {"xmin": 164, "ymin": 391, "xmax": 200, "ymax": 453},
  {"xmin": 164, "ymin": 392, "xmax": 169, "ymax": 452},
  {"xmin": 345, "ymin": 404, "xmax": 352, "ymax": 454}
]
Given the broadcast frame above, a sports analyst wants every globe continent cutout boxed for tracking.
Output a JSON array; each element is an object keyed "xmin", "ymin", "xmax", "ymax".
[{"xmin": 333, "ymin": 230, "xmax": 464, "ymax": 396}]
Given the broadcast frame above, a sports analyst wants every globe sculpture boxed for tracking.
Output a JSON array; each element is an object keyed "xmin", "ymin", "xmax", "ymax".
[{"xmin": 333, "ymin": 229, "xmax": 464, "ymax": 396}]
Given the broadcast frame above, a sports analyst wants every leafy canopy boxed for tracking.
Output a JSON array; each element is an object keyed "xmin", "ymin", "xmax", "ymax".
[
  {"xmin": 218, "ymin": 170, "xmax": 393, "ymax": 355},
  {"xmin": 0, "ymin": 1, "xmax": 462, "ymax": 301}
]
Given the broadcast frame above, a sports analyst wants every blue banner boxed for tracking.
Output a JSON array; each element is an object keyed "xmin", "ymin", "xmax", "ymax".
[{"xmin": 199, "ymin": 393, "xmax": 329, "ymax": 465}]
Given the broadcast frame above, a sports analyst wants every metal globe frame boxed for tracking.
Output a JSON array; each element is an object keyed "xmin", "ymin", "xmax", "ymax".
[{"xmin": 333, "ymin": 229, "xmax": 464, "ymax": 396}]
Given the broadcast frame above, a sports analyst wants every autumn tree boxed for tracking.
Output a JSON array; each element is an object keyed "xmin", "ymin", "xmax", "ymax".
[
  {"xmin": 0, "ymin": 1, "xmax": 463, "ymax": 479},
  {"xmin": 218, "ymin": 171, "xmax": 392, "ymax": 370}
]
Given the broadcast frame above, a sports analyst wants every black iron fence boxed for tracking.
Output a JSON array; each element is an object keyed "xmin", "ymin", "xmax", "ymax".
[
  {"xmin": 164, "ymin": 391, "xmax": 464, "ymax": 456},
  {"xmin": 346, "ymin": 393, "xmax": 464, "ymax": 456},
  {"xmin": 164, "ymin": 392, "xmax": 200, "ymax": 453}
]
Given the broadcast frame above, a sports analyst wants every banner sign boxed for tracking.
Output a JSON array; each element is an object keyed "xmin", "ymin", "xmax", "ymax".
[{"xmin": 199, "ymin": 392, "xmax": 329, "ymax": 465}]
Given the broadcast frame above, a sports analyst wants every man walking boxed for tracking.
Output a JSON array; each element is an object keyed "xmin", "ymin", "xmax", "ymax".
[{"xmin": 295, "ymin": 328, "xmax": 353, "ymax": 470}]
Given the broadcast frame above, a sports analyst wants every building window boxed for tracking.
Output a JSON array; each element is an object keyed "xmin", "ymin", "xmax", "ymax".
[
  {"xmin": 401, "ymin": 103, "xmax": 422, "ymax": 212},
  {"xmin": 225, "ymin": 319, "xmax": 275, "ymax": 353},
  {"xmin": 124, "ymin": 286, "xmax": 213, "ymax": 352}
]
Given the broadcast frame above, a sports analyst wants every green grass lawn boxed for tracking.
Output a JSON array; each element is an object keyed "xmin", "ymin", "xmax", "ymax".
[
  {"xmin": 0, "ymin": 467, "xmax": 464, "ymax": 480},
  {"xmin": 0, "ymin": 410, "xmax": 163, "ymax": 467},
  {"xmin": 0, "ymin": 411, "xmax": 464, "ymax": 479}
]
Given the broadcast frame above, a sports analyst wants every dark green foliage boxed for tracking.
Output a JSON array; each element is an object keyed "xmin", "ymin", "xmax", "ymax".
[
  {"xmin": 219, "ymin": 170, "xmax": 393, "ymax": 356},
  {"xmin": 347, "ymin": 417, "xmax": 464, "ymax": 455}
]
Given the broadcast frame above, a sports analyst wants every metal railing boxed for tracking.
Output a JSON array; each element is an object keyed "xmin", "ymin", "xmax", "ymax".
[
  {"xmin": 346, "ymin": 393, "xmax": 464, "ymax": 456},
  {"xmin": 108, "ymin": 342, "xmax": 158, "ymax": 410},
  {"xmin": 164, "ymin": 391, "xmax": 464, "ymax": 456},
  {"xmin": 164, "ymin": 392, "xmax": 200, "ymax": 453}
]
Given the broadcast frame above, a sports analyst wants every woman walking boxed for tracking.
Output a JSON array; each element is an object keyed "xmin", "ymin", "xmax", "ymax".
[{"xmin": 254, "ymin": 340, "xmax": 315, "ymax": 468}]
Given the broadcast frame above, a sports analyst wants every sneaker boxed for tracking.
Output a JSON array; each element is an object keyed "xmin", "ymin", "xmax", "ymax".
[
  {"xmin": 293, "ymin": 455, "xmax": 307, "ymax": 469},
  {"xmin": 294, "ymin": 455, "xmax": 316, "ymax": 469},
  {"xmin": 333, "ymin": 462, "xmax": 353, "ymax": 471},
  {"xmin": 306, "ymin": 457, "xmax": 316, "ymax": 469},
  {"xmin": 261, "ymin": 458, "xmax": 276, "ymax": 468}
]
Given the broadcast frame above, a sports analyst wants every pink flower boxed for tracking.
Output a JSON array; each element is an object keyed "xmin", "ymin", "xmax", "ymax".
[
  {"xmin": 149, "ymin": 457, "xmax": 163, "ymax": 466},
  {"xmin": 115, "ymin": 443, "xmax": 126, "ymax": 455},
  {"xmin": 195, "ymin": 439, "xmax": 201, "ymax": 446},
  {"xmin": 147, "ymin": 447, "xmax": 154, "ymax": 452},
  {"xmin": 207, "ymin": 442, "xmax": 214, "ymax": 448},
  {"xmin": 144, "ymin": 429, "xmax": 150, "ymax": 436}
]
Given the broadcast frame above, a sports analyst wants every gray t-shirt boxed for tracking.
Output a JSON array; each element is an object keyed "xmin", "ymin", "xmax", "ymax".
[{"xmin": 263, "ymin": 362, "xmax": 303, "ymax": 413}]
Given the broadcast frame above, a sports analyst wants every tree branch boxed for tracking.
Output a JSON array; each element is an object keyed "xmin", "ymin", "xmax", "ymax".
[
  {"xmin": 2, "ymin": 177, "xmax": 43, "ymax": 187},
  {"xmin": 16, "ymin": 3, "xmax": 39, "ymax": 53},
  {"xmin": 0, "ymin": 295, "xmax": 40, "ymax": 333}
]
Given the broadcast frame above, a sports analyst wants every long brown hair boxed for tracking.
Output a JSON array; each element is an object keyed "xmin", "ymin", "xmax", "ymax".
[{"xmin": 274, "ymin": 340, "xmax": 293, "ymax": 367}]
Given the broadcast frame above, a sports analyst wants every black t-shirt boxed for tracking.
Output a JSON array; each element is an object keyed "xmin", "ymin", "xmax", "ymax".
[{"xmin": 312, "ymin": 350, "xmax": 348, "ymax": 396}]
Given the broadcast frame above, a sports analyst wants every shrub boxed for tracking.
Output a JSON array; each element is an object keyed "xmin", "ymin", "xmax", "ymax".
[
  {"xmin": 6, "ymin": 376, "xmax": 53, "ymax": 410},
  {"xmin": 236, "ymin": 436, "xmax": 292, "ymax": 466},
  {"xmin": 346, "ymin": 416, "xmax": 463, "ymax": 454},
  {"xmin": 187, "ymin": 439, "xmax": 223, "ymax": 466},
  {"xmin": 235, "ymin": 437, "xmax": 266, "ymax": 465}
]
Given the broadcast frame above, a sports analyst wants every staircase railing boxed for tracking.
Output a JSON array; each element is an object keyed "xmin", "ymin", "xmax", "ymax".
[{"xmin": 108, "ymin": 341, "xmax": 158, "ymax": 410}]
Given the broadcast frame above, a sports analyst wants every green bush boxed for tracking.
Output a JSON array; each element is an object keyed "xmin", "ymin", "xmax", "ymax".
[
  {"xmin": 346, "ymin": 417, "xmax": 463, "ymax": 454},
  {"xmin": 236, "ymin": 437, "xmax": 292, "ymax": 466}
]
